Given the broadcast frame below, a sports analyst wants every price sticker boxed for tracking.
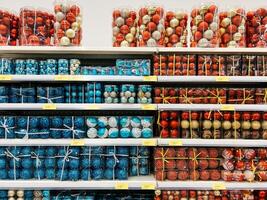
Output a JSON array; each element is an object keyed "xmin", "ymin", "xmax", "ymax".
[
  {"xmin": 141, "ymin": 104, "xmax": 156, "ymax": 110},
  {"xmin": 220, "ymin": 105, "xmax": 235, "ymax": 111},
  {"xmin": 144, "ymin": 76, "xmax": 157, "ymax": 82},
  {"xmin": 42, "ymin": 104, "xmax": 56, "ymax": 110},
  {"xmin": 115, "ymin": 182, "xmax": 128, "ymax": 190},
  {"xmin": 141, "ymin": 183, "xmax": 155, "ymax": 190},
  {"xmin": 87, "ymin": 105, "xmax": 100, "ymax": 110},
  {"xmin": 169, "ymin": 140, "xmax": 183, "ymax": 146},
  {"xmin": 70, "ymin": 139, "xmax": 85, "ymax": 146},
  {"xmin": 216, "ymin": 76, "xmax": 229, "ymax": 82},
  {"xmin": 212, "ymin": 182, "xmax": 226, "ymax": 190},
  {"xmin": 0, "ymin": 75, "xmax": 12, "ymax": 81},
  {"xmin": 55, "ymin": 75, "xmax": 83, "ymax": 81},
  {"xmin": 142, "ymin": 139, "xmax": 157, "ymax": 146}
]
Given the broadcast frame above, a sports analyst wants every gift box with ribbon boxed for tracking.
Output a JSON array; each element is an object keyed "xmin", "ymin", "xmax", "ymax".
[
  {"xmin": 116, "ymin": 59, "xmax": 151, "ymax": 76},
  {"xmin": 198, "ymin": 55, "xmax": 226, "ymax": 76},
  {"xmin": 129, "ymin": 146, "xmax": 150, "ymax": 176},
  {"xmin": 37, "ymin": 86, "xmax": 64, "ymax": 103},
  {"xmin": 9, "ymin": 84, "xmax": 36, "ymax": 103},
  {"xmin": 0, "ymin": 116, "xmax": 15, "ymax": 138}
]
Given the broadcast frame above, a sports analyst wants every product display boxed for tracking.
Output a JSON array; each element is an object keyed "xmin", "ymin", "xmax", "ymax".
[
  {"xmin": 54, "ymin": 1, "xmax": 82, "ymax": 46},
  {"xmin": 112, "ymin": 8, "xmax": 137, "ymax": 47},
  {"xmin": 190, "ymin": 3, "xmax": 219, "ymax": 48},
  {"xmin": 154, "ymin": 147, "xmax": 267, "ymax": 181},
  {"xmin": 155, "ymin": 190, "xmax": 267, "ymax": 200},
  {"xmin": 0, "ymin": 190, "xmax": 48, "ymax": 200}
]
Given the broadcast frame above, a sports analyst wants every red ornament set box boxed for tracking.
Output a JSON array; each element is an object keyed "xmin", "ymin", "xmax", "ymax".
[
  {"xmin": 155, "ymin": 190, "xmax": 267, "ymax": 200},
  {"xmin": 154, "ymin": 147, "xmax": 267, "ymax": 182},
  {"xmin": 158, "ymin": 111, "xmax": 267, "ymax": 139},
  {"xmin": 0, "ymin": 9, "xmax": 18, "ymax": 46}
]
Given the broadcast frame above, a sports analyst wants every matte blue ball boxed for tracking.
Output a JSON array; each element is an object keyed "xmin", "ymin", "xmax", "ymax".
[
  {"xmin": 45, "ymin": 158, "xmax": 56, "ymax": 168},
  {"xmin": 20, "ymin": 169, "xmax": 33, "ymax": 179},
  {"xmin": 21, "ymin": 147, "xmax": 32, "ymax": 155},
  {"xmin": 69, "ymin": 169, "xmax": 79, "ymax": 181},
  {"xmin": 5, "ymin": 117, "xmax": 15, "ymax": 126},
  {"xmin": 0, "ymin": 148, "xmax": 5, "ymax": 154},
  {"xmin": 46, "ymin": 168, "xmax": 56, "ymax": 179},
  {"xmin": 9, "ymin": 159, "xmax": 20, "ymax": 168},
  {"xmin": 63, "ymin": 117, "xmax": 72, "ymax": 127},
  {"xmin": 0, "ymin": 158, "xmax": 6, "ymax": 169},
  {"xmin": 29, "ymin": 117, "xmax": 38, "ymax": 128},
  {"xmin": 57, "ymin": 158, "xmax": 68, "ymax": 169},
  {"xmin": 34, "ymin": 168, "xmax": 45, "ymax": 179},
  {"xmin": 106, "ymin": 157, "xmax": 116, "ymax": 168},
  {"xmin": 21, "ymin": 158, "xmax": 33, "ymax": 168},
  {"xmin": 81, "ymin": 169, "xmax": 91, "ymax": 180},
  {"xmin": 81, "ymin": 158, "xmax": 90, "ymax": 168},
  {"xmin": 70, "ymin": 147, "xmax": 80, "ymax": 156},
  {"xmin": 35, "ymin": 147, "xmax": 46, "ymax": 156},
  {"xmin": 116, "ymin": 168, "xmax": 128, "ymax": 180},
  {"xmin": 62, "ymin": 130, "xmax": 71, "ymax": 138},
  {"xmin": 91, "ymin": 156, "xmax": 103, "ymax": 169},
  {"xmin": 56, "ymin": 169, "xmax": 68, "ymax": 180},
  {"xmin": 0, "ymin": 190, "xmax": 7, "ymax": 198},
  {"xmin": 104, "ymin": 169, "xmax": 115, "ymax": 180},
  {"xmin": 39, "ymin": 117, "xmax": 50, "ymax": 128},
  {"xmin": 17, "ymin": 117, "xmax": 27, "ymax": 128},
  {"xmin": 51, "ymin": 117, "xmax": 63, "ymax": 128},
  {"xmin": 33, "ymin": 158, "xmax": 44, "ymax": 168},
  {"xmin": 0, "ymin": 170, "xmax": 7, "ymax": 179},
  {"xmin": 8, "ymin": 169, "xmax": 20, "ymax": 179},
  {"xmin": 69, "ymin": 158, "xmax": 79, "ymax": 169},
  {"xmin": 24, "ymin": 190, "xmax": 33, "ymax": 197},
  {"xmin": 95, "ymin": 97, "xmax": 102, "ymax": 103},
  {"xmin": 40, "ymin": 129, "xmax": 50, "ymax": 139},
  {"xmin": 74, "ymin": 117, "xmax": 84, "ymax": 128},
  {"xmin": 46, "ymin": 147, "xmax": 57, "ymax": 156},
  {"xmin": 92, "ymin": 169, "xmax": 104, "ymax": 180},
  {"xmin": 118, "ymin": 157, "xmax": 129, "ymax": 169}
]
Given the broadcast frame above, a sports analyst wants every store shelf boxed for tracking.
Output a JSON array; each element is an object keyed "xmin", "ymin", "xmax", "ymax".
[
  {"xmin": 0, "ymin": 176, "xmax": 156, "ymax": 190},
  {"xmin": 157, "ymin": 181, "xmax": 267, "ymax": 190},
  {"xmin": 158, "ymin": 139, "xmax": 267, "ymax": 147},
  {"xmin": 158, "ymin": 76, "xmax": 267, "ymax": 83},
  {"xmin": 158, "ymin": 104, "xmax": 267, "ymax": 111},
  {"xmin": 0, "ymin": 103, "xmax": 157, "ymax": 111},
  {"xmin": 157, "ymin": 47, "xmax": 267, "ymax": 55},
  {"xmin": 0, "ymin": 75, "xmax": 155, "ymax": 82},
  {"xmin": 0, "ymin": 138, "xmax": 157, "ymax": 146},
  {"xmin": 1, "ymin": 47, "xmax": 267, "ymax": 55}
]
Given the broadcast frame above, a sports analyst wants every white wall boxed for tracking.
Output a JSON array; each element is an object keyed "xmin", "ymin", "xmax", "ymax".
[{"xmin": 1, "ymin": 0, "xmax": 266, "ymax": 47}]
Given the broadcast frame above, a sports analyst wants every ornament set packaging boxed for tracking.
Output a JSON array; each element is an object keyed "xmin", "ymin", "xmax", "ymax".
[
  {"xmin": 158, "ymin": 111, "xmax": 267, "ymax": 139},
  {"xmin": 0, "ymin": 146, "xmax": 150, "ymax": 181},
  {"xmin": 0, "ymin": 190, "xmax": 47, "ymax": 200}
]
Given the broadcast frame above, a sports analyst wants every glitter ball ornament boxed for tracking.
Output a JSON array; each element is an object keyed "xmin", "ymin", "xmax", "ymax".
[{"xmin": 120, "ymin": 84, "xmax": 136, "ymax": 103}]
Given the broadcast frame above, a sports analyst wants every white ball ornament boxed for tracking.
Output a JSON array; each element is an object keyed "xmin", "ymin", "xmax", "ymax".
[
  {"xmin": 252, "ymin": 121, "xmax": 261, "ymax": 130},
  {"xmin": 228, "ymin": 40, "xmax": 237, "ymax": 47},
  {"xmin": 141, "ymin": 118, "xmax": 152, "ymax": 128},
  {"xmin": 166, "ymin": 27, "xmax": 174, "ymax": 36},
  {"xmin": 194, "ymin": 15, "xmax": 203, "ymax": 25},
  {"xmin": 157, "ymin": 24, "xmax": 165, "ymax": 33},
  {"xmin": 87, "ymin": 128, "xmax": 97, "ymax": 138},
  {"xmin": 238, "ymin": 25, "xmax": 245, "ymax": 33},
  {"xmin": 108, "ymin": 117, "xmax": 118, "ymax": 128},
  {"xmin": 125, "ymin": 91, "xmax": 132, "ymax": 98},
  {"xmin": 148, "ymin": 6, "xmax": 156, "ymax": 15},
  {"xmin": 8, "ymin": 190, "xmax": 15, "ymax": 197},
  {"xmin": 198, "ymin": 38, "xmax": 209, "ymax": 47},
  {"xmin": 142, "ymin": 15, "xmax": 150, "ymax": 25},
  {"xmin": 147, "ymin": 38, "xmax": 157, "ymax": 47},
  {"xmin": 56, "ymin": 12, "xmax": 65, "ymax": 22},
  {"xmin": 130, "ymin": 27, "xmax": 136, "ymax": 35},
  {"xmin": 233, "ymin": 32, "xmax": 242, "ymax": 41},
  {"xmin": 8, "ymin": 198, "xmax": 15, "ymax": 200},
  {"xmin": 76, "ymin": 15, "xmax": 82, "ymax": 24},
  {"xmin": 139, "ymin": 24, "xmax": 146, "ymax": 32},
  {"xmin": 17, "ymin": 190, "xmax": 24, "ymax": 197},
  {"xmin": 262, "ymin": 121, "xmax": 267, "ymax": 130},
  {"xmin": 120, "ymin": 40, "xmax": 129, "ymax": 47},
  {"xmin": 113, "ymin": 26, "xmax": 120, "ymax": 36},
  {"xmin": 203, "ymin": 29, "xmax": 214, "ymax": 40},
  {"xmin": 60, "ymin": 36, "xmax": 70, "ymax": 46},
  {"xmin": 54, "ymin": 21, "xmax": 61, "ymax": 30},
  {"xmin": 132, "ymin": 128, "xmax": 142, "ymax": 138},
  {"xmin": 121, "ymin": 8, "xmax": 130, "ymax": 18},
  {"xmin": 175, "ymin": 42, "xmax": 183, "ymax": 47},
  {"xmin": 200, "ymin": 5, "xmax": 209, "ymax": 15},
  {"xmin": 115, "ymin": 17, "xmax": 125, "ymax": 27},
  {"xmin": 221, "ymin": 18, "xmax": 231, "ymax": 28},
  {"xmin": 170, "ymin": 18, "xmax": 179, "ymax": 28},
  {"xmin": 104, "ymin": 92, "xmax": 109, "ymax": 98},
  {"xmin": 175, "ymin": 11, "xmax": 184, "ymax": 20},
  {"xmin": 209, "ymin": 22, "xmax": 218, "ymax": 32},
  {"xmin": 71, "ymin": 22, "xmax": 80, "ymax": 31},
  {"xmin": 191, "ymin": 25, "xmax": 198, "ymax": 33},
  {"xmin": 145, "ymin": 92, "xmax": 151, "ymax": 98},
  {"xmin": 152, "ymin": 31, "xmax": 161, "ymax": 40},
  {"xmin": 61, "ymin": 3, "xmax": 69, "ymax": 12},
  {"xmin": 110, "ymin": 91, "xmax": 117, "ymax": 98},
  {"xmin": 181, "ymin": 120, "xmax": 190, "ymax": 129},
  {"xmin": 66, "ymin": 29, "xmax": 76, "ymax": 38},
  {"xmin": 227, "ymin": 9, "xmax": 236, "ymax": 18},
  {"xmin": 125, "ymin": 33, "xmax": 134, "ymax": 43},
  {"xmin": 244, "ymin": 170, "xmax": 255, "ymax": 182},
  {"xmin": 17, "ymin": 198, "xmax": 24, "ymax": 200}
]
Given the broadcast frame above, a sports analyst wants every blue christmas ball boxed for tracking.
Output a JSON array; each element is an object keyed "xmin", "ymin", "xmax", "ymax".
[
  {"xmin": 56, "ymin": 169, "xmax": 68, "ymax": 180},
  {"xmin": 81, "ymin": 169, "xmax": 91, "ymax": 180},
  {"xmin": 141, "ymin": 128, "xmax": 153, "ymax": 138},
  {"xmin": 130, "ymin": 165, "xmax": 138, "ymax": 176},
  {"xmin": 57, "ymin": 158, "xmax": 69, "ymax": 169},
  {"xmin": 34, "ymin": 168, "xmax": 45, "ymax": 179},
  {"xmin": 20, "ymin": 169, "xmax": 33, "ymax": 179},
  {"xmin": 9, "ymin": 159, "xmax": 20, "ymax": 168},
  {"xmin": 95, "ymin": 97, "xmax": 102, "ymax": 103},
  {"xmin": 106, "ymin": 157, "xmax": 116, "ymax": 168},
  {"xmin": 0, "ymin": 170, "xmax": 7, "ymax": 179},
  {"xmin": 117, "ymin": 157, "xmax": 129, "ymax": 168},
  {"xmin": 0, "ymin": 190, "xmax": 7, "ymax": 198},
  {"xmin": 46, "ymin": 147, "xmax": 57, "ymax": 156},
  {"xmin": 74, "ymin": 117, "xmax": 84, "ymax": 128},
  {"xmin": 68, "ymin": 169, "xmax": 79, "ymax": 181},
  {"xmin": 50, "ymin": 130, "xmax": 62, "ymax": 138},
  {"xmin": 86, "ymin": 117, "xmax": 97, "ymax": 128},
  {"xmin": 91, "ymin": 156, "xmax": 103, "ymax": 169},
  {"xmin": 139, "ymin": 158, "xmax": 149, "ymax": 166},
  {"xmin": 35, "ymin": 147, "xmax": 46, "ymax": 156},
  {"xmin": 45, "ymin": 158, "xmax": 56, "ymax": 168},
  {"xmin": 70, "ymin": 147, "xmax": 80, "ymax": 156},
  {"xmin": 81, "ymin": 158, "xmax": 90, "ymax": 168},
  {"xmin": 69, "ymin": 158, "xmax": 79, "ymax": 169},
  {"xmin": 21, "ymin": 147, "xmax": 32, "ymax": 155},
  {"xmin": 51, "ymin": 117, "xmax": 63, "ymax": 128},
  {"xmin": 62, "ymin": 130, "xmax": 71, "ymax": 138},
  {"xmin": 104, "ymin": 169, "xmax": 115, "ymax": 180},
  {"xmin": 98, "ymin": 117, "xmax": 108, "ymax": 128},
  {"xmin": 91, "ymin": 147, "xmax": 104, "ymax": 154},
  {"xmin": 108, "ymin": 128, "xmax": 119, "ymax": 138},
  {"xmin": 17, "ymin": 117, "xmax": 27, "ymax": 128},
  {"xmin": 0, "ymin": 158, "xmax": 6, "ymax": 169},
  {"xmin": 8, "ymin": 169, "xmax": 19, "ymax": 179},
  {"xmin": 117, "ymin": 147, "xmax": 129, "ymax": 155},
  {"xmin": 45, "ymin": 168, "xmax": 56, "ymax": 179},
  {"xmin": 39, "ymin": 117, "xmax": 50, "ymax": 128},
  {"xmin": 21, "ymin": 158, "xmax": 33, "ymax": 169},
  {"xmin": 92, "ymin": 169, "xmax": 104, "ymax": 180},
  {"xmin": 120, "ymin": 128, "xmax": 131, "ymax": 138},
  {"xmin": 29, "ymin": 117, "xmax": 38, "ymax": 128},
  {"xmin": 63, "ymin": 117, "xmax": 72, "ymax": 127},
  {"xmin": 6, "ymin": 117, "xmax": 15, "ymax": 126},
  {"xmin": 139, "ymin": 166, "xmax": 149, "ymax": 175},
  {"xmin": 97, "ymin": 128, "xmax": 108, "ymax": 138},
  {"xmin": 40, "ymin": 129, "xmax": 50, "ymax": 139},
  {"xmin": 120, "ymin": 117, "xmax": 130, "ymax": 127},
  {"xmin": 42, "ymin": 190, "xmax": 50, "ymax": 197},
  {"xmin": 116, "ymin": 168, "xmax": 128, "ymax": 180},
  {"xmin": 131, "ymin": 117, "xmax": 141, "ymax": 128}
]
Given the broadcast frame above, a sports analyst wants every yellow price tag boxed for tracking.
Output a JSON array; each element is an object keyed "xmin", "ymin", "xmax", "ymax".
[
  {"xmin": 55, "ymin": 75, "xmax": 83, "ymax": 81},
  {"xmin": 169, "ymin": 140, "xmax": 183, "ymax": 146},
  {"xmin": 220, "ymin": 105, "xmax": 235, "ymax": 111},
  {"xmin": 87, "ymin": 105, "xmax": 100, "ymax": 110},
  {"xmin": 141, "ymin": 183, "xmax": 155, "ymax": 190},
  {"xmin": 42, "ymin": 104, "xmax": 57, "ymax": 110},
  {"xmin": 143, "ymin": 76, "xmax": 157, "ymax": 82},
  {"xmin": 70, "ymin": 139, "xmax": 85, "ymax": 146},
  {"xmin": 115, "ymin": 182, "xmax": 128, "ymax": 190},
  {"xmin": 141, "ymin": 104, "xmax": 156, "ymax": 110},
  {"xmin": 212, "ymin": 182, "xmax": 226, "ymax": 190},
  {"xmin": 0, "ymin": 75, "xmax": 12, "ymax": 80},
  {"xmin": 142, "ymin": 139, "xmax": 157, "ymax": 146},
  {"xmin": 216, "ymin": 76, "xmax": 229, "ymax": 82}
]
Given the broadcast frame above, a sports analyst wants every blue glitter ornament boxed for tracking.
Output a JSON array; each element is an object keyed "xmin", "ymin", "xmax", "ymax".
[
  {"xmin": 56, "ymin": 169, "xmax": 68, "ymax": 180},
  {"xmin": 104, "ymin": 169, "xmax": 115, "ymax": 180},
  {"xmin": 81, "ymin": 169, "xmax": 91, "ymax": 180},
  {"xmin": 21, "ymin": 158, "xmax": 33, "ymax": 169},
  {"xmin": 0, "ymin": 158, "xmax": 6, "ymax": 169},
  {"xmin": 46, "ymin": 168, "xmax": 56, "ymax": 179},
  {"xmin": 120, "ymin": 128, "xmax": 131, "ymax": 138},
  {"xmin": 0, "ymin": 170, "xmax": 7, "ymax": 179},
  {"xmin": 68, "ymin": 169, "xmax": 79, "ymax": 181},
  {"xmin": 45, "ymin": 158, "xmax": 56, "ymax": 168},
  {"xmin": 20, "ymin": 169, "xmax": 33, "ymax": 179},
  {"xmin": 51, "ymin": 117, "xmax": 63, "ymax": 128},
  {"xmin": 69, "ymin": 158, "xmax": 79, "ymax": 169},
  {"xmin": 91, "ymin": 156, "xmax": 103, "ymax": 169},
  {"xmin": 117, "ymin": 157, "xmax": 129, "ymax": 169},
  {"xmin": 8, "ymin": 169, "xmax": 20, "ymax": 179},
  {"xmin": 46, "ymin": 147, "xmax": 57, "ymax": 156},
  {"xmin": 141, "ymin": 128, "xmax": 153, "ymax": 138},
  {"xmin": 92, "ymin": 169, "xmax": 104, "ymax": 180},
  {"xmin": 34, "ymin": 168, "xmax": 45, "ymax": 179},
  {"xmin": 39, "ymin": 117, "xmax": 50, "ymax": 128},
  {"xmin": 116, "ymin": 168, "xmax": 128, "ymax": 180}
]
